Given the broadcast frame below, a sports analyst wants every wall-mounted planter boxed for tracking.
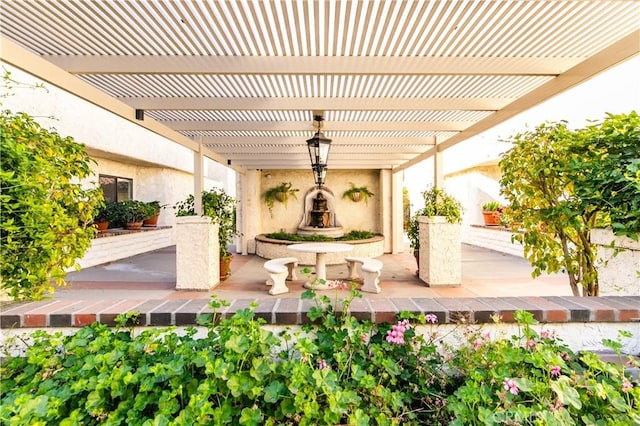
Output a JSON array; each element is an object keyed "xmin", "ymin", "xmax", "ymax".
[{"xmin": 342, "ymin": 182, "xmax": 374, "ymax": 205}]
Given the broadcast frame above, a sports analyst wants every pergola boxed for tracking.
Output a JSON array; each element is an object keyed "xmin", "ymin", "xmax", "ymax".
[
  {"xmin": 1, "ymin": 0, "xmax": 638, "ymax": 172},
  {"xmin": 1, "ymin": 1, "xmax": 638, "ymax": 254}
]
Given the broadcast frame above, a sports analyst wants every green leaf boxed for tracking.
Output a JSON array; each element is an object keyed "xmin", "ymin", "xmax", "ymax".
[
  {"xmin": 264, "ymin": 380, "xmax": 286, "ymax": 403},
  {"xmin": 239, "ymin": 407, "xmax": 262, "ymax": 425},
  {"xmin": 551, "ymin": 376, "xmax": 582, "ymax": 410},
  {"xmin": 225, "ymin": 334, "xmax": 250, "ymax": 353}
]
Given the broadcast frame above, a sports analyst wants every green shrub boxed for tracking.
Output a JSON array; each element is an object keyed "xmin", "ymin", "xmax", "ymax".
[
  {"xmin": 0, "ymin": 109, "xmax": 102, "ymax": 300},
  {"xmin": 174, "ymin": 188, "xmax": 238, "ymax": 258},
  {"xmin": 1, "ymin": 296, "xmax": 637, "ymax": 425}
]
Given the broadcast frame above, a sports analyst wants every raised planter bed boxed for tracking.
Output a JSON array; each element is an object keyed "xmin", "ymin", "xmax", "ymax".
[{"xmin": 255, "ymin": 234, "xmax": 384, "ymax": 265}]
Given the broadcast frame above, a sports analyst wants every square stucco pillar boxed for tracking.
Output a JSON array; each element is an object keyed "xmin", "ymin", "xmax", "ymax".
[
  {"xmin": 176, "ymin": 216, "xmax": 220, "ymax": 290},
  {"xmin": 418, "ymin": 216, "xmax": 461, "ymax": 286}
]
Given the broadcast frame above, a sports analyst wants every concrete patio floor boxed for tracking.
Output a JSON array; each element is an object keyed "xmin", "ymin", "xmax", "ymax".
[{"xmin": 58, "ymin": 244, "xmax": 572, "ymax": 300}]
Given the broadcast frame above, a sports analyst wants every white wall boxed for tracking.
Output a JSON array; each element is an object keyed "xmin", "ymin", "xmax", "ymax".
[{"xmin": 1, "ymin": 62, "xmax": 235, "ymax": 229}]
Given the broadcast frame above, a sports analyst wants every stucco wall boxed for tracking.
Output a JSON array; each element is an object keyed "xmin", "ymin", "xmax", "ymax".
[
  {"xmin": 592, "ymin": 228, "xmax": 640, "ymax": 296},
  {"xmin": 258, "ymin": 169, "xmax": 380, "ymax": 236}
]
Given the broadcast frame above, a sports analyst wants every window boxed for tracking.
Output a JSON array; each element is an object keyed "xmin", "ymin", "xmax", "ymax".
[{"xmin": 99, "ymin": 175, "xmax": 132, "ymax": 202}]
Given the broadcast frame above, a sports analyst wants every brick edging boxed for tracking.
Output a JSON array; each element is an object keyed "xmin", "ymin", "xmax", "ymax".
[{"xmin": 1, "ymin": 296, "xmax": 639, "ymax": 329}]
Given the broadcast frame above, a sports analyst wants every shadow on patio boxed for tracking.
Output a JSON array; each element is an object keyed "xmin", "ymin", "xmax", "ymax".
[{"xmin": 58, "ymin": 244, "xmax": 571, "ymax": 301}]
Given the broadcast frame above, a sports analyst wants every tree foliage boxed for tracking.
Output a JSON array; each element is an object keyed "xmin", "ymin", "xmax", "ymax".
[
  {"xmin": 499, "ymin": 112, "xmax": 639, "ymax": 296},
  {"xmin": 499, "ymin": 122, "xmax": 598, "ymax": 296},
  {"xmin": 569, "ymin": 111, "xmax": 640, "ymax": 238},
  {"xmin": 0, "ymin": 109, "xmax": 102, "ymax": 300}
]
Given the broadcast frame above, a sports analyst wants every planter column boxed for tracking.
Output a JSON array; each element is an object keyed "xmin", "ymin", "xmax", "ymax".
[
  {"xmin": 418, "ymin": 216, "xmax": 461, "ymax": 286},
  {"xmin": 591, "ymin": 228, "xmax": 639, "ymax": 296},
  {"xmin": 176, "ymin": 216, "xmax": 220, "ymax": 290}
]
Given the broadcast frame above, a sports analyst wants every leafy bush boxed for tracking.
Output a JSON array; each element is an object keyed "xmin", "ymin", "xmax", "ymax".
[
  {"xmin": 174, "ymin": 188, "xmax": 238, "ymax": 258},
  {"xmin": 0, "ymin": 109, "xmax": 103, "ymax": 300},
  {"xmin": 569, "ymin": 111, "xmax": 640, "ymax": 239},
  {"xmin": 1, "ymin": 296, "xmax": 638, "ymax": 425},
  {"xmin": 500, "ymin": 121, "xmax": 601, "ymax": 296},
  {"xmin": 499, "ymin": 112, "xmax": 639, "ymax": 295},
  {"xmin": 447, "ymin": 311, "xmax": 639, "ymax": 425},
  {"xmin": 407, "ymin": 186, "xmax": 463, "ymax": 250}
]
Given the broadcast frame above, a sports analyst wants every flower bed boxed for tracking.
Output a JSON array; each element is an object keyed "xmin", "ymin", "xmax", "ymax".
[{"xmin": 1, "ymin": 289, "xmax": 638, "ymax": 425}]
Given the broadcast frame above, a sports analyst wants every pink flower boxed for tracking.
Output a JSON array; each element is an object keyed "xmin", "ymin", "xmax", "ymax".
[
  {"xmin": 540, "ymin": 329, "xmax": 556, "ymax": 340},
  {"xmin": 622, "ymin": 378, "xmax": 633, "ymax": 393},
  {"xmin": 503, "ymin": 378, "xmax": 519, "ymax": 395},
  {"xmin": 526, "ymin": 339, "xmax": 537, "ymax": 350},
  {"xmin": 550, "ymin": 366, "xmax": 561, "ymax": 377},
  {"xmin": 425, "ymin": 314, "xmax": 438, "ymax": 324},
  {"xmin": 326, "ymin": 280, "xmax": 347, "ymax": 290},
  {"xmin": 473, "ymin": 339, "xmax": 483, "ymax": 350},
  {"xmin": 386, "ymin": 319, "xmax": 411, "ymax": 345},
  {"xmin": 318, "ymin": 359, "xmax": 329, "ymax": 370}
]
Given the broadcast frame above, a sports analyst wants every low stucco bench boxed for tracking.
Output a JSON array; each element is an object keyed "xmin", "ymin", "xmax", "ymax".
[
  {"xmin": 264, "ymin": 257, "xmax": 299, "ymax": 295},
  {"xmin": 345, "ymin": 256, "xmax": 383, "ymax": 293}
]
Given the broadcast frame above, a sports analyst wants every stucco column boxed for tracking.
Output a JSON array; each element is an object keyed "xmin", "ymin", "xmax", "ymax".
[
  {"xmin": 239, "ymin": 170, "xmax": 261, "ymax": 255},
  {"xmin": 193, "ymin": 138, "xmax": 204, "ymax": 215},
  {"xmin": 418, "ymin": 216, "xmax": 461, "ymax": 286},
  {"xmin": 433, "ymin": 143, "xmax": 444, "ymax": 190},
  {"xmin": 176, "ymin": 216, "xmax": 220, "ymax": 290}
]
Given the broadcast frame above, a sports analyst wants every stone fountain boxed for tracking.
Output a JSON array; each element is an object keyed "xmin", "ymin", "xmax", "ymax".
[{"xmin": 297, "ymin": 187, "xmax": 344, "ymax": 237}]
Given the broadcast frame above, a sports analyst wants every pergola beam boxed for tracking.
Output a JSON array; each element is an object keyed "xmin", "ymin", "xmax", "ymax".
[
  {"xmin": 43, "ymin": 55, "xmax": 574, "ymax": 76},
  {"xmin": 130, "ymin": 97, "xmax": 509, "ymax": 111},
  {"xmin": 163, "ymin": 120, "xmax": 474, "ymax": 132}
]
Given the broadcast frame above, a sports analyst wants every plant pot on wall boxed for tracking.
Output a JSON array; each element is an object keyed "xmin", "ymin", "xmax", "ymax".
[
  {"xmin": 482, "ymin": 211, "xmax": 501, "ymax": 226},
  {"xmin": 143, "ymin": 214, "xmax": 159, "ymax": 227},
  {"xmin": 126, "ymin": 221, "xmax": 144, "ymax": 230},
  {"xmin": 342, "ymin": 182, "xmax": 374, "ymax": 205},
  {"xmin": 94, "ymin": 220, "xmax": 109, "ymax": 233}
]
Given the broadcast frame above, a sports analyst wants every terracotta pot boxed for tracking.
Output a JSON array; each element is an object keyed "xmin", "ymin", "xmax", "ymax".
[
  {"xmin": 220, "ymin": 254, "xmax": 233, "ymax": 280},
  {"xmin": 94, "ymin": 221, "xmax": 109, "ymax": 233},
  {"xmin": 482, "ymin": 211, "xmax": 501, "ymax": 226},
  {"xmin": 125, "ymin": 221, "xmax": 144, "ymax": 230},
  {"xmin": 143, "ymin": 214, "xmax": 159, "ymax": 227}
]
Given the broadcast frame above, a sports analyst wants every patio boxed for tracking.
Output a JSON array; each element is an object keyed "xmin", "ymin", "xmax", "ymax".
[
  {"xmin": 58, "ymin": 243, "xmax": 570, "ymax": 301},
  {"xmin": 2, "ymin": 243, "xmax": 638, "ymax": 336}
]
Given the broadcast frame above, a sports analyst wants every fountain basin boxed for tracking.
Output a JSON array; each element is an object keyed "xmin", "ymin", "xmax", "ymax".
[{"xmin": 255, "ymin": 234, "xmax": 384, "ymax": 265}]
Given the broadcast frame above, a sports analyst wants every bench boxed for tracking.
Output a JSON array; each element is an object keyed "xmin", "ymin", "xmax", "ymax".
[
  {"xmin": 345, "ymin": 256, "xmax": 383, "ymax": 293},
  {"xmin": 264, "ymin": 257, "xmax": 299, "ymax": 295}
]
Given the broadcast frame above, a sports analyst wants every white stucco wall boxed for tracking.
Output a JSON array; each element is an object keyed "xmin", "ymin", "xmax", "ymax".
[
  {"xmin": 592, "ymin": 228, "xmax": 640, "ymax": 296},
  {"xmin": 258, "ymin": 169, "xmax": 381, "ymax": 236}
]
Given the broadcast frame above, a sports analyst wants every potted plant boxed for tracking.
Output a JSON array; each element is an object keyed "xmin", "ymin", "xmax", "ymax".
[
  {"xmin": 264, "ymin": 182, "xmax": 299, "ymax": 217},
  {"xmin": 119, "ymin": 200, "xmax": 155, "ymax": 230},
  {"xmin": 92, "ymin": 201, "xmax": 115, "ymax": 233},
  {"xmin": 143, "ymin": 201, "xmax": 165, "ymax": 227},
  {"xmin": 413, "ymin": 186, "xmax": 464, "ymax": 286},
  {"xmin": 342, "ymin": 182, "xmax": 375, "ymax": 205},
  {"xmin": 175, "ymin": 188, "xmax": 239, "ymax": 279},
  {"xmin": 481, "ymin": 201, "xmax": 502, "ymax": 226}
]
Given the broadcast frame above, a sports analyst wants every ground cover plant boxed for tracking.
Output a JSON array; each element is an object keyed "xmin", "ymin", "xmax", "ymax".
[{"xmin": 1, "ymin": 291, "xmax": 638, "ymax": 425}]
